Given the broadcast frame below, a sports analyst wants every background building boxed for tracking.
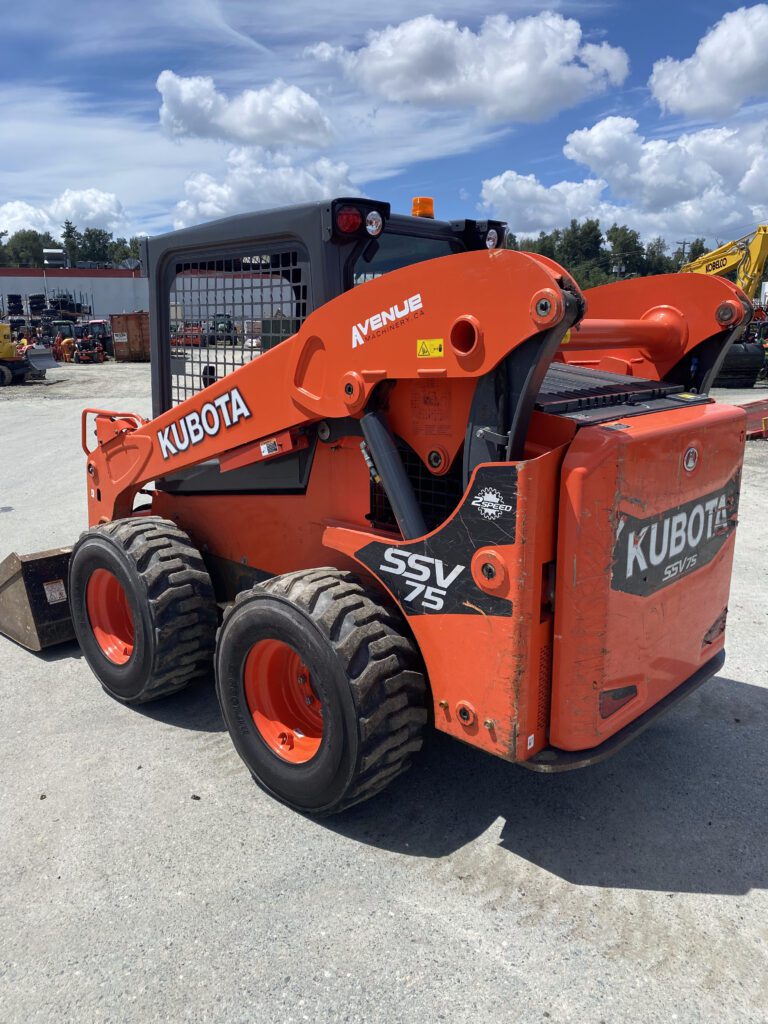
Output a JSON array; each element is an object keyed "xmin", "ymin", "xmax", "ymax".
[{"xmin": 0, "ymin": 267, "xmax": 148, "ymax": 319}]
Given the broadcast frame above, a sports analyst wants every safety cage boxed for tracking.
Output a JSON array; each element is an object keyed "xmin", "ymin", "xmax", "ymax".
[{"xmin": 143, "ymin": 199, "xmax": 507, "ymax": 419}]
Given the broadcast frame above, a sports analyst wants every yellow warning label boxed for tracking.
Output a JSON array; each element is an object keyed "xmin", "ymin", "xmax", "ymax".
[
  {"xmin": 417, "ymin": 338, "xmax": 444, "ymax": 358},
  {"xmin": 561, "ymin": 329, "xmax": 571, "ymax": 345}
]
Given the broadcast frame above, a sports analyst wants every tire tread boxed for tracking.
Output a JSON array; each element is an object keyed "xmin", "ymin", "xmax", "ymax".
[
  {"xmin": 220, "ymin": 567, "xmax": 427, "ymax": 813},
  {"xmin": 76, "ymin": 516, "xmax": 217, "ymax": 702}
]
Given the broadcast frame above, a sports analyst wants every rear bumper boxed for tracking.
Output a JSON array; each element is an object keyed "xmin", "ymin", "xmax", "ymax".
[{"xmin": 522, "ymin": 649, "xmax": 725, "ymax": 773}]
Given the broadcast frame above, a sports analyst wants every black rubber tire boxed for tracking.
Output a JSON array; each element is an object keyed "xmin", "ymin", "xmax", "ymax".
[
  {"xmin": 69, "ymin": 516, "xmax": 217, "ymax": 703},
  {"xmin": 714, "ymin": 342, "xmax": 764, "ymax": 388},
  {"xmin": 215, "ymin": 568, "xmax": 428, "ymax": 815},
  {"xmin": 0, "ymin": 365, "xmax": 11, "ymax": 386}
]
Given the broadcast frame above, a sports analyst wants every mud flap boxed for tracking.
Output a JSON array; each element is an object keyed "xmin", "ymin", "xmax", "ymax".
[{"xmin": 0, "ymin": 549, "xmax": 75, "ymax": 651}]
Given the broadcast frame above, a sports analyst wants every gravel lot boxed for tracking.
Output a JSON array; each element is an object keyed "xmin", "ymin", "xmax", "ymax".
[{"xmin": 1, "ymin": 362, "xmax": 766, "ymax": 1024}]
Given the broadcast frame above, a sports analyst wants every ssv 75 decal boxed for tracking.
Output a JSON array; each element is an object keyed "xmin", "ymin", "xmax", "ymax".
[
  {"xmin": 356, "ymin": 465, "xmax": 518, "ymax": 617},
  {"xmin": 612, "ymin": 475, "xmax": 740, "ymax": 596},
  {"xmin": 379, "ymin": 548, "xmax": 464, "ymax": 612}
]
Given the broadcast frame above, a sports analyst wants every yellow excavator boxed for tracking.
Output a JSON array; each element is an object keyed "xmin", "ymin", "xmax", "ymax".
[
  {"xmin": 681, "ymin": 226, "xmax": 768, "ymax": 387},
  {"xmin": 681, "ymin": 224, "xmax": 768, "ymax": 300}
]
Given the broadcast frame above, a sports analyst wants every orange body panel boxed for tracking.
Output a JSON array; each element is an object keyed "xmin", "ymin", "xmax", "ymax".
[
  {"xmin": 324, "ymin": 448, "xmax": 565, "ymax": 760},
  {"xmin": 550, "ymin": 402, "xmax": 745, "ymax": 750}
]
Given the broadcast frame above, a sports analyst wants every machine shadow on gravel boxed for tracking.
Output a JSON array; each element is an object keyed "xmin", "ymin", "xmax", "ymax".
[
  {"xmin": 133, "ymin": 676, "xmax": 225, "ymax": 734},
  {"xmin": 322, "ymin": 675, "xmax": 768, "ymax": 896},
  {"xmin": 31, "ymin": 639, "xmax": 83, "ymax": 663}
]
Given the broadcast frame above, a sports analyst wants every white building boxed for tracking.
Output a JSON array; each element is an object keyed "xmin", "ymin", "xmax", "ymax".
[{"xmin": 0, "ymin": 267, "xmax": 148, "ymax": 320}]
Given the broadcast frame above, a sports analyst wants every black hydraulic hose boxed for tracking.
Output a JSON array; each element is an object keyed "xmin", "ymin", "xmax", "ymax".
[{"xmin": 360, "ymin": 412, "xmax": 427, "ymax": 540}]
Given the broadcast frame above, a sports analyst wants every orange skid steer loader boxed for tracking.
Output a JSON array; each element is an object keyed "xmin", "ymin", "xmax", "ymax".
[{"xmin": 0, "ymin": 198, "xmax": 749, "ymax": 814}]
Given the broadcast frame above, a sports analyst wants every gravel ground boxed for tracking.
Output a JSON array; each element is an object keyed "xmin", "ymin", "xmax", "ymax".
[{"xmin": 0, "ymin": 362, "xmax": 766, "ymax": 1024}]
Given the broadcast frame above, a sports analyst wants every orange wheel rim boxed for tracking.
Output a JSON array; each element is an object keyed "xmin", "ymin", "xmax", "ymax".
[
  {"xmin": 244, "ymin": 639, "xmax": 323, "ymax": 764},
  {"xmin": 86, "ymin": 568, "xmax": 135, "ymax": 665}
]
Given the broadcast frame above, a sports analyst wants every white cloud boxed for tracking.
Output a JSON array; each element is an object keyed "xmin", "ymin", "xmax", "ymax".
[
  {"xmin": 157, "ymin": 70, "xmax": 332, "ymax": 147},
  {"xmin": 480, "ymin": 171, "xmax": 608, "ymax": 233},
  {"xmin": 0, "ymin": 202, "xmax": 56, "ymax": 235},
  {"xmin": 308, "ymin": 12, "xmax": 628, "ymax": 123},
  {"xmin": 49, "ymin": 189, "xmax": 126, "ymax": 231},
  {"xmin": 0, "ymin": 189, "xmax": 126, "ymax": 237},
  {"xmin": 173, "ymin": 147, "xmax": 355, "ymax": 227},
  {"xmin": 481, "ymin": 116, "xmax": 768, "ymax": 240},
  {"xmin": 650, "ymin": 5, "xmax": 768, "ymax": 118}
]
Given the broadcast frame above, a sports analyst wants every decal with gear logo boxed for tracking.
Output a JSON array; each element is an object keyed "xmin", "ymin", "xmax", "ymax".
[
  {"xmin": 356, "ymin": 466, "xmax": 518, "ymax": 616},
  {"xmin": 471, "ymin": 487, "xmax": 514, "ymax": 521}
]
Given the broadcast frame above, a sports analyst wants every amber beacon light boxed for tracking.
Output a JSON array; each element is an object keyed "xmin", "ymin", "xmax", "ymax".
[{"xmin": 411, "ymin": 196, "xmax": 435, "ymax": 218}]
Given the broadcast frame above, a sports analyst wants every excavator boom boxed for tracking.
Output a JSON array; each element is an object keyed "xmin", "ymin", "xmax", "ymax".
[{"xmin": 681, "ymin": 224, "xmax": 768, "ymax": 300}]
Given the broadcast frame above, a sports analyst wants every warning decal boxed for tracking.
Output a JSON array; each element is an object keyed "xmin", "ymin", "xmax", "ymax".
[{"xmin": 417, "ymin": 338, "xmax": 444, "ymax": 358}]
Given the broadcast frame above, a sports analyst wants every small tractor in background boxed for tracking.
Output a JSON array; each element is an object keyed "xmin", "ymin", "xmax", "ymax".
[
  {"xmin": 0, "ymin": 322, "xmax": 31, "ymax": 385},
  {"xmin": 0, "ymin": 323, "xmax": 58, "ymax": 384},
  {"xmin": 0, "ymin": 197, "xmax": 750, "ymax": 815}
]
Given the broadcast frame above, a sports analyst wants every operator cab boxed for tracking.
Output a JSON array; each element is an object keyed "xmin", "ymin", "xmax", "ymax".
[
  {"xmin": 142, "ymin": 196, "xmax": 507, "ymax": 498},
  {"xmin": 143, "ymin": 196, "xmax": 507, "ymax": 419}
]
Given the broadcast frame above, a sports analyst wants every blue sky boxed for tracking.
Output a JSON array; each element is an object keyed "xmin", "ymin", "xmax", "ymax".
[{"xmin": 0, "ymin": 1, "xmax": 766, "ymax": 243}]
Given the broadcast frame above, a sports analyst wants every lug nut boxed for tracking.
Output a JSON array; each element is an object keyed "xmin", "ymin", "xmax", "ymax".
[
  {"xmin": 297, "ymin": 674, "xmax": 307, "ymax": 685},
  {"xmin": 305, "ymin": 695, "xmax": 314, "ymax": 705},
  {"xmin": 427, "ymin": 450, "xmax": 442, "ymax": 468}
]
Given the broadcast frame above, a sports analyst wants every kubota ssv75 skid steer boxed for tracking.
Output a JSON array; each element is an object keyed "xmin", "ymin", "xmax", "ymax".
[{"xmin": 0, "ymin": 198, "xmax": 749, "ymax": 814}]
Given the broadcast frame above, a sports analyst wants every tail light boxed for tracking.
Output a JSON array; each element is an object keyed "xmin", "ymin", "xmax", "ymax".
[
  {"xmin": 329, "ymin": 199, "xmax": 390, "ymax": 241},
  {"xmin": 335, "ymin": 206, "xmax": 363, "ymax": 234}
]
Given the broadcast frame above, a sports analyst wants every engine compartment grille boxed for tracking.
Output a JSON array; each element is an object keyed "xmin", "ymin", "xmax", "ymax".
[{"xmin": 369, "ymin": 440, "xmax": 465, "ymax": 534}]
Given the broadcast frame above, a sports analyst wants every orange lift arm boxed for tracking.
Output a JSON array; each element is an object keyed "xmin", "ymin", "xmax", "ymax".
[
  {"xmin": 556, "ymin": 272, "xmax": 750, "ymax": 381},
  {"xmin": 84, "ymin": 249, "xmax": 581, "ymax": 524}
]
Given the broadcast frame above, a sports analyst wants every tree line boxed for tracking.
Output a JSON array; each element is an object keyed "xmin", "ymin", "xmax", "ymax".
[
  {"xmin": 0, "ymin": 214, "xmax": 710, "ymax": 281},
  {"xmin": 508, "ymin": 219, "xmax": 707, "ymax": 287},
  {"xmin": 0, "ymin": 220, "xmax": 142, "ymax": 269}
]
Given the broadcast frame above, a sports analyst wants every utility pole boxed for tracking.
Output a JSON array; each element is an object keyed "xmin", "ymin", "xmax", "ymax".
[{"xmin": 676, "ymin": 240, "xmax": 688, "ymax": 266}]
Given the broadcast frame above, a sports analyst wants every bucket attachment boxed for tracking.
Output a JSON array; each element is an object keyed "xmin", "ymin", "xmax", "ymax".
[
  {"xmin": 25, "ymin": 348, "xmax": 61, "ymax": 374},
  {"xmin": 0, "ymin": 548, "xmax": 75, "ymax": 651}
]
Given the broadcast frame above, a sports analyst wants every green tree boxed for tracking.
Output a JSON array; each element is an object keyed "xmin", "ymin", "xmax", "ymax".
[
  {"xmin": 0, "ymin": 230, "xmax": 7, "ymax": 267},
  {"xmin": 644, "ymin": 236, "xmax": 674, "ymax": 276},
  {"xmin": 688, "ymin": 237, "xmax": 707, "ymax": 263},
  {"xmin": 61, "ymin": 219, "xmax": 81, "ymax": 267},
  {"xmin": 673, "ymin": 237, "xmax": 707, "ymax": 266},
  {"xmin": 559, "ymin": 218, "xmax": 605, "ymax": 270},
  {"xmin": 519, "ymin": 229, "xmax": 561, "ymax": 260},
  {"xmin": 605, "ymin": 223, "xmax": 646, "ymax": 277},
  {"xmin": 108, "ymin": 235, "xmax": 142, "ymax": 265},
  {"xmin": 78, "ymin": 227, "xmax": 113, "ymax": 264},
  {"xmin": 5, "ymin": 229, "xmax": 59, "ymax": 267}
]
